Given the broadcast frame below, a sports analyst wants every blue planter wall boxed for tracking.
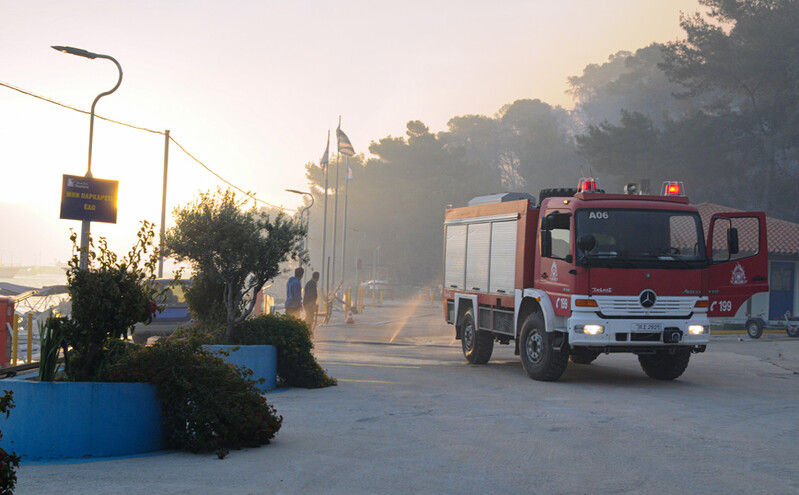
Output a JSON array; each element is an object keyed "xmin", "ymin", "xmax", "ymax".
[
  {"xmin": 0, "ymin": 380, "xmax": 165, "ymax": 461},
  {"xmin": 205, "ymin": 345, "xmax": 277, "ymax": 391}
]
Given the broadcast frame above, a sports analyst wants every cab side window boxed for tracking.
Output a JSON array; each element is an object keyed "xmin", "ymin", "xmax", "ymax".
[{"xmin": 542, "ymin": 211, "xmax": 572, "ymax": 261}]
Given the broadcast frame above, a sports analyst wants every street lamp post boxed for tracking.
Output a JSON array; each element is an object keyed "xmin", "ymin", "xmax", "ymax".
[
  {"xmin": 285, "ymin": 189, "xmax": 314, "ymax": 272},
  {"xmin": 52, "ymin": 45, "xmax": 123, "ymax": 269}
]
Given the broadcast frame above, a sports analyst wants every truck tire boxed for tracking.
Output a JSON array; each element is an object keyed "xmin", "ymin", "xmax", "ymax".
[
  {"xmin": 519, "ymin": 313, "xmax": 568, "ymax": 381},
  {"xmin": 538, "ymin": 188, "xmax": 579, "ymax": 202},
  {"xmin": 570, "ymin": 349, "xmax": 600, "ymax": 364},
  {"xmin": 461, "ymin": 308, "xmax": 493, "ymax": 364},
  {"xmin": 745, "ymin": 319, "xmax": 764, "ymax": 339},
  {"xmin": 787, "ymin": 325, "xmax": 799, "ymax": 338},
  {"xmin": 638, "ymin": 349, "xmax": 691, "ymax": 380}
]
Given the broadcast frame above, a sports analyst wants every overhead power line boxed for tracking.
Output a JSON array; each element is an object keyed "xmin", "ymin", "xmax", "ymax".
[{"xmin": 0, "ymin": 80, "xmax": 293, "ymax": 212}]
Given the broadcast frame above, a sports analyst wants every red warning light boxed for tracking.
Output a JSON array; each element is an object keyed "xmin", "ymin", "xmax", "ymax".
[
  {"xmin": 661, "ymin": 181, "xmax": 685, "ymax": 196},
  {"xmin": 578, "ymin": 178, "xmax": 599, "ymax": 193}
]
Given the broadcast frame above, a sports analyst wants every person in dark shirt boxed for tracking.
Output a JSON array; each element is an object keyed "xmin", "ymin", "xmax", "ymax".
[
  {"xmin": 303, "ymin": 271, "xmax": 320, "ymax": 327},
  {"xmin": 285, "ymin": 267, "xmax": 304, "ymax": 317}
]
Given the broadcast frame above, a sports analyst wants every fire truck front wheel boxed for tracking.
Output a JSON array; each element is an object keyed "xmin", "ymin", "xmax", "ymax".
[
  {"xmin": 461, "ymin": 308, "xmax": 493, "ymax": 364},
  {"xmin": 638, "ymin": 349, "xmax": 691, "ymax": 380},
  {"xmin": 519, "ymin": 313, "xmax": 568, "ymax": 381}
]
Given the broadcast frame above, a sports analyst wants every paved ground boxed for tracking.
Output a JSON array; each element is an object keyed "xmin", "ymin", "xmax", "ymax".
[{"xmin": 13, "ymin": 298, "xmax": 799, "ymax": 494}]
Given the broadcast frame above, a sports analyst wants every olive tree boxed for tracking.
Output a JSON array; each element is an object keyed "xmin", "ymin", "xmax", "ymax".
[{"xmin": 166, "ymin": 189, "xmax": 307, "ymax": 341}]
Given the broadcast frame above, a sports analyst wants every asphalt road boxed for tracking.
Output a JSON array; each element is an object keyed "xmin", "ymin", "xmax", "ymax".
[{"xmin": 15, "ymin": 298, "xmax": 799, "ymax": 494}]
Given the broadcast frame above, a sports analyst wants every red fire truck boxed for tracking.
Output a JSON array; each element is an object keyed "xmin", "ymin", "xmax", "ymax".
[{"xmin": 442, "ymin": 180, "xmax": 769, "ymax": 381}]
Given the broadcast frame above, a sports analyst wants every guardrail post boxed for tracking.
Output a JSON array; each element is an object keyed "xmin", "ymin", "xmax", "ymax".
[
  {"xmin": 11, "ymin": 314, "xmax": 18, "ymax": 366},
  {"xmin": 27, "ymin": 313, "xmax": 33, "ymax": 363}
]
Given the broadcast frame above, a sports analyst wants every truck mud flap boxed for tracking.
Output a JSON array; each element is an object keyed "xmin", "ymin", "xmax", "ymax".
[{"xmin": 551, "ymin": 332, "xmax": 568, "ymax": 352}]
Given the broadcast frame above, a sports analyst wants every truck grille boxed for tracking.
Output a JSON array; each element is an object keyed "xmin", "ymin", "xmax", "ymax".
[{"xmin": 595, "ymin": 296, "xmax": 695, "ymax": 317}]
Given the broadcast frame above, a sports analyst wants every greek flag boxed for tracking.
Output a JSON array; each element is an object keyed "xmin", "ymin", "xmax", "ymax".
[
  {"xmin": 337, "ymin": 127, "xmax": 355, "ymax": 157},
  {"xmin": 320, "ymin": 134, "xmax": 330, "ymax": 170}
]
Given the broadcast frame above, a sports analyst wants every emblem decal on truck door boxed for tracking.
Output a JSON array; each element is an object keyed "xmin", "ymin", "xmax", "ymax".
[
  {"xmin": 550, "ymin": 261, "xmax": 559, "ymax": 282},
  {"xmin": 730, "ymin": 263, "xmax": 748, "ymax": 285}
]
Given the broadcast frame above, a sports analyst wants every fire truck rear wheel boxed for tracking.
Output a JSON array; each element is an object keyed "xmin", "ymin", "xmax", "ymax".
[
  {"xmin": 519, "ymin": 313, "xmax": 568, "ymax": 381},
  {"xmin": 461, "ymin": 308, "xmax": 493, "ymax": 364},
  {"xmin": 745, "ymin": 319, "xmax": 763, "ymax": 339},
  {"xmin": 638, "ymin": 349, "xmax": 691, "ymax": 380}
]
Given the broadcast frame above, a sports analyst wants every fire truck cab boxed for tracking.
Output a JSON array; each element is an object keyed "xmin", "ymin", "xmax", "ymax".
[{"xmin": 442, "ymin": 181, "xmax": 769, "ymax": 381}]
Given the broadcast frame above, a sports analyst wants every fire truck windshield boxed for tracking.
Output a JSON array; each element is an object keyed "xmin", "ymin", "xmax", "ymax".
[{"xmin": 575, "ymin": 209, "xmax": 706, "ymax": 268}]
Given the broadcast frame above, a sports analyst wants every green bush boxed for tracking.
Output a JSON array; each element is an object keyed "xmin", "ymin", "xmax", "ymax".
[
  {"xmin": 229, "ymin": 314, "xmax": 336, "ymax": 389},
  {"xmin": 103, "ymin": 338, "xmax": 282, "ymax": 453},
  {"xmin": 62, "ymin": 221, "xmax": 179, "ymax": 381},
  {"xmin": 38, "ymin": 315, "xmax": 68, "ymax": 382},
  {"xmin": 0, "ymin": 390, "xmax": 20, "ymax": 495}
]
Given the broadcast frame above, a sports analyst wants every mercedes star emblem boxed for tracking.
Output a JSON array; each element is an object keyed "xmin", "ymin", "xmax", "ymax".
[{"xmin": 639, "ymin": 290, "xmax": 657, "ymax": 308}]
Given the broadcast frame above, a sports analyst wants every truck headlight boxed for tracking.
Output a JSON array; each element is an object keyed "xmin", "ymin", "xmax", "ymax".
[
  {"xmin": 575, "ymin": 324, "xmax": 604, "ymax": 335},
  {"xmin": 688, "ymin": 325, "xmax": 706, "ymax": 335}
]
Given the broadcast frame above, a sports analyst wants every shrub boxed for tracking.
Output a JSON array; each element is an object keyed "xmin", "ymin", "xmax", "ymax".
[
  {"xmin": 62, "ymin": 221, "xmax": 179, "ymax": 381},
  {"xmin": 230, "ymin": 314, "xmax": 336, "ymax": 389},
  {"xmin": 103, "ymin": 338, "xmax": 282, "ymax": 453},
  {"xmin": 0, "ymin": 391, "xmax": 20, "ymax": 495},
  {"xmin": 38, "ymin": 315, "xmax": 68, "ymax": 382}
]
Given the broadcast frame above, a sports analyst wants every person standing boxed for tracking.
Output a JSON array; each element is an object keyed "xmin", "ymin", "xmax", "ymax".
[
  {"xmin": 303, "ymin": 271, "xmax": 320, "ymax": 327},
  {"xmin": 285, "ymin": 267, "xmax": 304, "ymax": 318}
]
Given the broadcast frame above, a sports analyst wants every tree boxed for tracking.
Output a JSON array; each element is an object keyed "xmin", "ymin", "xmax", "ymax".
[
  {"xmin": 304, "ymin": 121, "xmax": 502, "ymax": 288},
  {"xmin": 660, "ymin": 0, "xmax": 799, "ymax": 214},
  {"xmin": 567, "ymin": 45, "xmax": 707, "ymax": 131},
  {"xmin": 166, "ymin": 189, "xmax": 307, "ymax": 341},
  {"xmin": 495, "ymin": 99, "xmax": 586, "ymax": 189},
  {"xmin": 575, "ymin": 110, "xmax": 665, "ymax": 189}
]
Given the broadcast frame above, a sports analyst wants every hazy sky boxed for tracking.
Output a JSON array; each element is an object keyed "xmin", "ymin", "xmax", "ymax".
[{"xmin": 1, "ymin": 0, "xmax": 702, "ymax": 267}]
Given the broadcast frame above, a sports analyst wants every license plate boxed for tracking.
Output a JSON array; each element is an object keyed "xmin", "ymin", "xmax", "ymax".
[{"xmin": 633, "ymin": 323, "xmax": 663, "ymax": 332}]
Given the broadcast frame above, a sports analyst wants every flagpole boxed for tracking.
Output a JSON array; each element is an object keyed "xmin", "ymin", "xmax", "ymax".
[
  {"xmin": 331, "ymin": 119, "xmax": 341, "ymax": 297},
  {"xmin": 341, "ymin": 156, "xmax": 349, "ymax": 290},
  {"xmin": 320, "ymin": 130, "xmax": 330, "ymax": 302}
]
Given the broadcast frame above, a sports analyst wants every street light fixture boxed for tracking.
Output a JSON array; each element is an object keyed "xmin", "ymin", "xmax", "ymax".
[
  {"xmin": 285, "ymin": 189, "xmax": 314, "ymax": 271},
  {"xmin": 52, "ymin": 45, "xmax": 123, "ymax": 269}
]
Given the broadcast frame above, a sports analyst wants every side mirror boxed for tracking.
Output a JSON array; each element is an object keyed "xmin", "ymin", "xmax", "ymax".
[
  {"xmin": 577, "ymin": 234, "xmax": 597, "ymax": 253},
  {"xmin": 540, "ymin": 231, "xmax": 552, "ymax": 258},
  {"xmin": 540, "ymin": 214, "xmax": 555, "ymax": 230},
  {"xmin": 727, "ymin": 227, "xmax": 739, "ymax": 255}
]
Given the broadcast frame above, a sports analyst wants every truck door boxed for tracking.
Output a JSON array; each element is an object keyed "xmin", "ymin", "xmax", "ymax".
[
  {"xmin": 707, "ymin": 212, "xmax": 769, "ymax": 317},
  {"xmin": 538, "ymin": 211, "xmax": 574, "ymax": 316}
]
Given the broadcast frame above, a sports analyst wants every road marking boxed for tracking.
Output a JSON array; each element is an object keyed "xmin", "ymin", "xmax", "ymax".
[
  {"xmin": 320, "ymin": 361, "xmax": 421, "ymax": 369},
  {"xmin": 338, "ymin": 379, "xmax": 411, "ymax": 385}
]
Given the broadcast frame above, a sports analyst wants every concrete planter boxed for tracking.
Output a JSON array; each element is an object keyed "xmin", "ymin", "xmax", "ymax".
[
  {"xmin": 0, "ymin": 380, "xmax": 165, "ymax": 461},
  {"xmin": 204, "ymin": 345, "xmax": 278, "ymax": 391}
]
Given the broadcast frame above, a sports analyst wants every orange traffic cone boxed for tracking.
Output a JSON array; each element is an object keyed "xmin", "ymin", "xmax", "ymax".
[{"xmin": 345, "ymin": 309, "xmax": 355, "ymax": 324}]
